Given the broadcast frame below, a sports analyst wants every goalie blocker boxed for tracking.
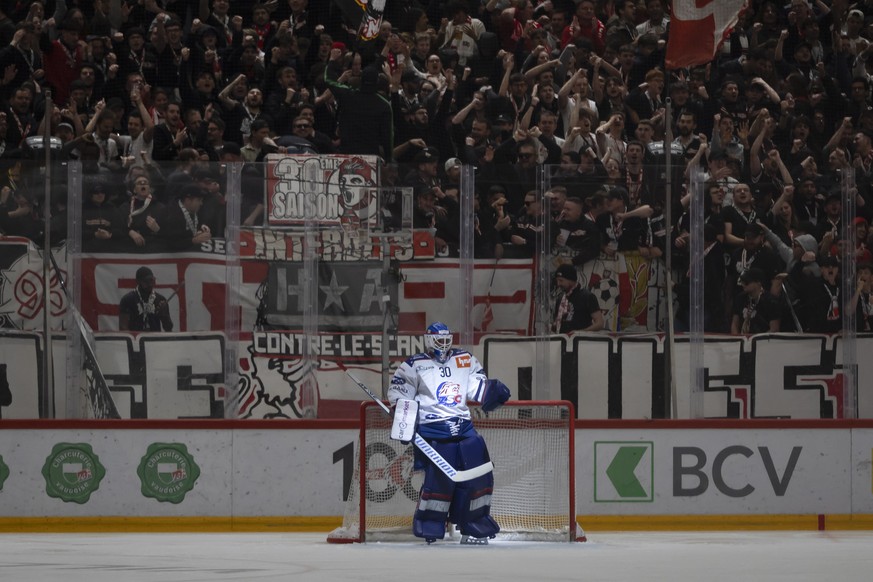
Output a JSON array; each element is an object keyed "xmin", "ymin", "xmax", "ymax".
[{"xmin": 391, "ymin": 399, "xmax": 418, "ymax": 443}]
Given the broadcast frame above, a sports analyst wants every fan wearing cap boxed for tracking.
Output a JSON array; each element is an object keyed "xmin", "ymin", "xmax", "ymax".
[
  {"xmin": 443, "ymin": 158, "xmax": 462, "ymax": 189},
  {"xmin": 595, "ymin": 187, "xmax": 647, "ymax": 257},
  {"xmin": 553, "ymin": 264, "xmax": 604, "ymax": 333},
  {"xmin": 814, "ymin": 192, "xmax": 843, "ymax": 247},
  {"xmin": 40, "ymin": 18, "xmax": 85, "ymax": 105},
  {"xmin": 801, "ymin": 254, "xmax": 843, "ymax": 333},
  {"xmin": 402, "ymin": 146, "xmax": 441, "ymax": 191},
  {"xmin": 843, "ymin": 9, "xmax": 867, "ymax": 56},
  {"xmin": 82, "ymin": 180, "xmax": 124, "ymax": 253},
  {"xmin": 197, "ymin": 0, "xmax": 233, "ymax": 48},
  {"xmin": 556, "ymin": 195, "xmax": 602, "ymax": 266},
  {"xmin": 728, "ymin": 221, "xmax": 783, "ymax": 300},
  {"xmin": 404, "ymin": 97, "xmax": 450, "ymax": 152},
  {"xmin": 119, "ymin": 267, "xmax": 173, "ymax": 332},
  {"xmin": 395, "ymin": 69, "xmax": 423, "ymax": 118},
  {"xmin": 156, "ymin": 183, "xmax": 212, "ymax": 251},
  {"xmin": 730, "ymin": 267, "xmax": 781, "ymax": 335},
  {"xmin": 116, "ymin": 28, "xmax": 158, "ymax": 87}
]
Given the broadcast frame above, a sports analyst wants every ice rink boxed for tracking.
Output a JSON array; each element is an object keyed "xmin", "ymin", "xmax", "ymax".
[{"xmin": 1, "ymin": 531, "xmax": 873, "ymax": 581}]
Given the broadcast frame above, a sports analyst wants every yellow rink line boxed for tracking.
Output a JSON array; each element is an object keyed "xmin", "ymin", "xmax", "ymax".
[
  {"xmin": 583, "ymin": 514, "xmax": 873, "ymax": 531},
  {"xmin": 0, "ymin": 517, "xmax": 341, "ymax": 533},
  {"xmin": 2, "ymin": 515, "xmax": 873, "ymax": 533}
]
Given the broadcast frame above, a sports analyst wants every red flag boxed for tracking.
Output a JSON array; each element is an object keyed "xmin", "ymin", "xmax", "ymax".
[{"xmin": 665, "ymin": 0, "xmax": 748, "ymax": 69}]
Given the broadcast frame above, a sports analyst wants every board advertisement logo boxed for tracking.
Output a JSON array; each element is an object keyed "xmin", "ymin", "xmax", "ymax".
[
  {"xmin": 137, "ymin": 443, "xmax": 201, "ymax": 503},
  {"xmin": 0, "ymin": 455, "xmax": 9, "ymax": 490},
  {"xmin": 41, "ymin": 443, "xmax": 106, "ymax": 503},
  {"xmin": 594, "ymin": 441, "xmax": 654, "ymax": 502}
]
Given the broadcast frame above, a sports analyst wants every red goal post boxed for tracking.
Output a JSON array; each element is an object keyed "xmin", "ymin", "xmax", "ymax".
[{"xmin": 327, "ymin": 400, "xmax": 584, "ymax": 543}]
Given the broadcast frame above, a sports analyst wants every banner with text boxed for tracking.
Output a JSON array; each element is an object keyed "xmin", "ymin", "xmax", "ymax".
[{"xmin": 265, "ymin": 154, "xmax": 381, "ymax": 227}]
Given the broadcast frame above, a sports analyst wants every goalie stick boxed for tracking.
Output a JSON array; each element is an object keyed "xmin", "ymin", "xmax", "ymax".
[{"xmin": 346, "ymin": 371, "xmax": 494, "ymax": 482}]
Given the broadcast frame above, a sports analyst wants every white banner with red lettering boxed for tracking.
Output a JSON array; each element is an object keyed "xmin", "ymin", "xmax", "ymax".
[{"xmin": 79, "ymin": 255, "xmax": 532, "ymax": 334}]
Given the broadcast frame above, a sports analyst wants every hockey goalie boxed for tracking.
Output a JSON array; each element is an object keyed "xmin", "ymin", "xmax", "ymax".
[{"xmin": 387, "ymin": 322, "xmax": 511, "ymax": 545}]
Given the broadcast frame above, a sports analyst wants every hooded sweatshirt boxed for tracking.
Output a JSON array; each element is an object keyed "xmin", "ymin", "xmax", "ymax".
[{"xmin": 765, "ymin": 231, "xmax": 821, "ymax": 277}]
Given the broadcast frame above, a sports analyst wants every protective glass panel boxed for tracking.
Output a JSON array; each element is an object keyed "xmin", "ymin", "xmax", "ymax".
[
  {"xmin": 3, "ymin": 148, "xmax": 868, "ymax": 421},
  {"xmin": 64, "ymin": 159, "xmax": 235, "ymax": 419}
]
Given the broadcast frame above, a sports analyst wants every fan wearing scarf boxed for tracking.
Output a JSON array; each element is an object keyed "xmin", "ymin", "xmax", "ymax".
[{"xmin": 119, "ymin": 267, "xmax": 173, "ymax": 331}]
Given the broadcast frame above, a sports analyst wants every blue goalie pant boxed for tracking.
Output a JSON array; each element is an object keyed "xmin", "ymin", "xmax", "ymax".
[{"xmin": 413, "ymin": 433, "xmax": 500, "ymax": 541}]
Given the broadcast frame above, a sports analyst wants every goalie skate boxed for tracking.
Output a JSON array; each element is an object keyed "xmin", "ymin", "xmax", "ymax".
[{"xmin": 460, "ymin": 535, "xmax": 491, "ymax": 546}]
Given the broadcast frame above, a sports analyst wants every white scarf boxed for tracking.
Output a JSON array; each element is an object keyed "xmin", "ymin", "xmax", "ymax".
[{"xmin": 179, "ymin": 200, "xmax": 199, "ymax": 234}]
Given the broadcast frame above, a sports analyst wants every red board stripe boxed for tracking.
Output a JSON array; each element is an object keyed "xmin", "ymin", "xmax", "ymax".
[
  {"xmin": 473, "ymin": 290, "xmax": 527, "ymax": 305},
  {"xmin": 398, "ymin": 312, "xmax": 427, "ymax": 332},
  {"xmin": 404, "ymin": 282, "xmax": 445, "ymax": 299}
]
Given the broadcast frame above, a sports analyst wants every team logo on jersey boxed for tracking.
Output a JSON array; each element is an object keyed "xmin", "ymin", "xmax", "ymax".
[
  {"xmin": 455, "ymin": 354, "xmax": 471, "ymax": 368},
  {"xmin": 41, "ymin": 443, "xmax": 106, "ymax": 504},
  {"xmin": 0, "ymin": 455, "xmax": 9, "ymax": 490},
  {"xmin": 137, "ymin": 443, "xmax": 201, "ymax": 504},
  {"xmin": 436, "ymin": 382, "xmax": 462, "ymax": 407}
]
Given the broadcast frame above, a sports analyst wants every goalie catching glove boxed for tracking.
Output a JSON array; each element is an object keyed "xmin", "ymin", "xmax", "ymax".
[
  {"xmin": 481, "ymin": 379, "xmax": 511, "ymax": 413},
  {"xmin": 391, "ymin": 398, "xmax": 419, "ymax": 444}
]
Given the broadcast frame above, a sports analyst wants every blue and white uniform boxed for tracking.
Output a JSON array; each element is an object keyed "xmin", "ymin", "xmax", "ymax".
[
  {"xmin": 387, "ymin": 349, "xmax": 487, "ymax": 432},
  {"xmin": 387, "ymin": 322, "xmax": 510, "ymax": 544}
]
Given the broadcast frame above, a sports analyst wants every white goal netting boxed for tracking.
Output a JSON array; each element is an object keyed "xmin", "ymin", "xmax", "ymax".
[{"xmin": 327, "ymin": 401, "xmax": 584, "ymax": 543}]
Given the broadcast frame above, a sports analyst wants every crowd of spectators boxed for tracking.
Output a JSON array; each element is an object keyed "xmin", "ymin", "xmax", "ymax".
[{"xmin": 0, "ymin": 0, "xmax": 871, "ymax": 333}]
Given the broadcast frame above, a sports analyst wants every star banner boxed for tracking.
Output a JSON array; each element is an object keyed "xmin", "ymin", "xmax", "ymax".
[{"xmin": 264, "ymin": 261, "xmax": 398, "ymax": 331}]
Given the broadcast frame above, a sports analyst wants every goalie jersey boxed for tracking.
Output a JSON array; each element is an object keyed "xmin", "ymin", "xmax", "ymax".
[{"xmin": 388, "ymin": 349, "xmax": 487, "ymax": 426}]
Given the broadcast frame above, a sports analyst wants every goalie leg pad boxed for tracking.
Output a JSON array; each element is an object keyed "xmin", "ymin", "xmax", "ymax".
[
  {"xmin": 448, "ymin": 434, "xmax": 500, "ymax": 538},
  {"xmin": 413, "ymin": 439, "xmax": 459, "ymax": 542},
  {"xmin": 457, "ymin": 431, "xmax": 492, "ymax": 470}
]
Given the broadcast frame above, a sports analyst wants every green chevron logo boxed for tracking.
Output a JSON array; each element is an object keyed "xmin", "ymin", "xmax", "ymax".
[
  {"xmin": 0, "ymin": 455, "xmax": 9, "ymax": 490},
  {"xmin": 594, "ymin": 441, "xmax": 654, "ymax": 502}
]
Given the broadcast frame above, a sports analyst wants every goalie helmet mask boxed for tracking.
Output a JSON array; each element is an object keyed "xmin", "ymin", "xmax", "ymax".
[{"xmin": 424, "ymin": 322, "xmax": 453, "ymax": 363}]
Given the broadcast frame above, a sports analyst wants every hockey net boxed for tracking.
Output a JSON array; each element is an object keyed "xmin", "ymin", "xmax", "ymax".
[{"xmin": 327, "ymin": 400, "xmax": 583, "ymax": 543}]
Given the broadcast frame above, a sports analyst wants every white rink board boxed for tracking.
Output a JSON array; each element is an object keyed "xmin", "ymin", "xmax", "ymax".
[
  {"xmin": 0, "ymin": 425, "xmax": 870, "ymax": 520},
  {"xmin": 576, "ymin": 428, "xmax": 853, "ymax": 515},
  {"xmin": 0, "ymin": 428, "xmax": 357, "ymax": 517},
  {"xmin": 852, "ymin": 429, "xmax": 873, "ymax": 514}
]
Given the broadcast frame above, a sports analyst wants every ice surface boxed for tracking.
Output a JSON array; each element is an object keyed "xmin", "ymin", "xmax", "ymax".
[{"xmin": 1, "ymin": 531, "xmax": 872, "ymax": 581}]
